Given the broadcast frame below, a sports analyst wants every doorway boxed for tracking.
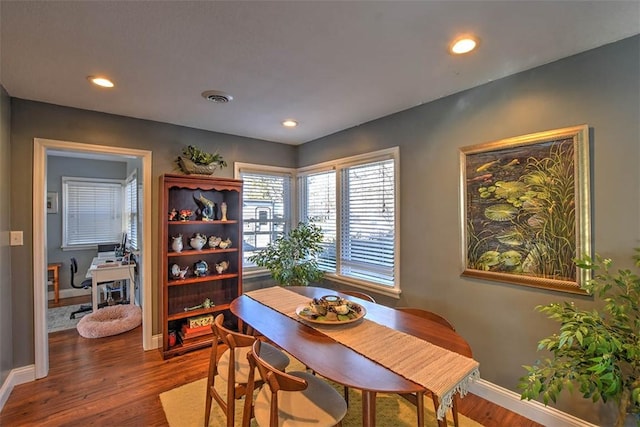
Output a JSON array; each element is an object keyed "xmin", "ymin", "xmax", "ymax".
[{"xmin": 33, "ymin": 138, "xmax": 154, "ymax": 379}]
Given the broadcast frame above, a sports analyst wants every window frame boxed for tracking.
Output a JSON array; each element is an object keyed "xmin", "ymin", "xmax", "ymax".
[
  {"xmin": 124, "ymin": 171, "xmax": 138, "ymax": 251},
  {"xmin": 234, "ymin": 162, "xmax": 296, "ymax": 276},
  {"xmin": 298, "ymin": 147, "xmax": 400, "ymax": 297},
  {"xmin": 236, "ymin": 147, "xmax": 400, "ymax": 297}
]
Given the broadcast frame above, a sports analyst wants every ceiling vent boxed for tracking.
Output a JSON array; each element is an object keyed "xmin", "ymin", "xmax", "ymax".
[{"xmin": 201, "ymin": 90, "xmax": 233, "ymax": 103}]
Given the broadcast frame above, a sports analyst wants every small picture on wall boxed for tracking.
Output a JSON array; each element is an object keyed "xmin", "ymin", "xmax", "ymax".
[
  {"xmin": 459, "ymin": 125, "xmax": 591, "ymax": 294},
  {"xmin": 47, "ymin": 192, "xmax": 58, "ymax": 214}
]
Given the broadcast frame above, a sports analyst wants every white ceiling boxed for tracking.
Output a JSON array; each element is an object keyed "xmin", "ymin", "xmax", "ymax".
[{"xmin": 1, "ymin": 1, "xmax": 639, "ymax": 145}]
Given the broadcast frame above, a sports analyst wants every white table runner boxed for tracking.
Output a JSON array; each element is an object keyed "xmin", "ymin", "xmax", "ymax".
[{"xmin": 246, "ymin": 286, "xmax": 480, "ymax": 420}]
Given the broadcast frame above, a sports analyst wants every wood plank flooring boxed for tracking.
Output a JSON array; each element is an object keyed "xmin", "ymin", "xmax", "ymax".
[{"xmin": 0, "ymin": 298, "xmax": 543, "ymax": 426}]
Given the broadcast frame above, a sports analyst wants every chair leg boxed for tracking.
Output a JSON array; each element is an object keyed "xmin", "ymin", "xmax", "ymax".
[{"xmin": 343, "ymin": 385, "xmax": 350, "ymax": 406}]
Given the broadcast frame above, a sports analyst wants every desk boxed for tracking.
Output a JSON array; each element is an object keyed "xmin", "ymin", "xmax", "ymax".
[
  {"xmin": 86, "ymin": 257, "xmax": 136, "ymax": 312},
  {"xmin": 231, "ymin": 286, "xmax": 477, "ymax": 427},
  {"xmin": 47, "ymin": 262, "xmax": 62, "ymax": 304}
]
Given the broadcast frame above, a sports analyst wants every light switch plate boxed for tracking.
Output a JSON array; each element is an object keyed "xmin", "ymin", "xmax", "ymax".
[{"xmin": 10, "ymin": 231, "xmax": 23, "ymax": 246}]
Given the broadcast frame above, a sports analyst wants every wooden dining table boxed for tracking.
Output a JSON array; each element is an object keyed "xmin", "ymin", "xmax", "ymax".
[{"xmin": 230, "ymin": 286, "xmax": 478, "ymax": 427}]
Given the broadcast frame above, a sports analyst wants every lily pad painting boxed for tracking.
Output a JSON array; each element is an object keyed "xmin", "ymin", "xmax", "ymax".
[{"xmin": 460, "ymin": 126, "xmax": 591, "ymax": 294}]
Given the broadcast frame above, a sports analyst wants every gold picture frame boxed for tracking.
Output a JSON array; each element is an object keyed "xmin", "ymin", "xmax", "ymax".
[{"xmin": 459, "ymin": 125, "xmax": 591, "ymax": 294}]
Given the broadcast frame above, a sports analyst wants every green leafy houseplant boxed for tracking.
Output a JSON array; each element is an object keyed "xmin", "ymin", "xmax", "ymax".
[
  {"xmin": 176, "ymin": 145, "xmax": 227, "ymax": 175},
  {"xmin": 248, "ymin": 222, "xmax": 324, "ymax": 286},
  {"xmin": 519, "ymin": 250, "xmax": 640, "ymax": 427}
]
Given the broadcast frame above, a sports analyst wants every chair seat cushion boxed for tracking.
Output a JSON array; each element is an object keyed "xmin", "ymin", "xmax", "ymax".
[
  {"xmin": 76, "ymin": 305, "xmax": 142, "ymax": 339},
  {"xmin": 253, "ymin": 371, "xmax": 348, "ymax": 427},
  {"xmin": 218, "ymin": 341, "xmax": 289, "ymax": 383}
]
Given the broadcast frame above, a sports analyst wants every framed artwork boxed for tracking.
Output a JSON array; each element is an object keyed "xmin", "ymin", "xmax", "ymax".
[
  {"xmin": 459, "ymin": 125, "xmax": 591, "ymax": 294},
  {"xmin": 47, "ymin": 192, "xmax": 58, "ymax": 214}
]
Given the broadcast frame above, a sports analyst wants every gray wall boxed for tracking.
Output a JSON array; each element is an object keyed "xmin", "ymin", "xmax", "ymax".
[
  {"xmin": 9, "ymin": 99, "xmax": 297, "ymax": 368},
  {"xmin": 46, "ymin": 156, "xmax": 128, "ymax": 292},
  {"xmin": 299, "ymin": 35, "xmax": 640, "ymax": 424},
  {"xmin": 0, "ymin": 86, "xmax": 13, "ymax": 385}
]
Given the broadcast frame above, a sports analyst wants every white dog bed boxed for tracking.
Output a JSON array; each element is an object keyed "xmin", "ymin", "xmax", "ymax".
[{"xmin": 77, "ymin": 305, "xmax": 142, "ymax": 339}]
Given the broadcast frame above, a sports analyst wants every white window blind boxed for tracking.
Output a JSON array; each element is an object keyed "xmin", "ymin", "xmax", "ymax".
[
  {"xmin": 340, "ymin": 159, "xmax": 395, "ymax": 286},
  {"xmin": 299, "ymin": 148, "xmax": 399, "ymax": 289},
  {"xmin": 125, "ymin": 172, "xmax": 138, "ymax": 250},
  {"xmin": 301, "ymin": 170, "xmax": 337, "ymax": 271},
  {"xmin": 239, "ymin": 169, "xmax": 292, "ymax": 267},
  {"xmin": 63, "ymin": 177, "xmax": 124, "ymax": 247}
]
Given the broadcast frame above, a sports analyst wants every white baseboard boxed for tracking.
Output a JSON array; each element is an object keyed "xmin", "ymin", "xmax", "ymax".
[
  {"xmin": 0, "ymin": 365, "xmax": 36, "ymax": 412},
  {"xmin": 469, "ymin": 378, "xmax": 597, "ymax": 427}
]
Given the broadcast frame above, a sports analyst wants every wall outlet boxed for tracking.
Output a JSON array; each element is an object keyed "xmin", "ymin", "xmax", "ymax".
[{"xmin": 10, "ymin": 231, "xmax": 23, "ymax": 246}]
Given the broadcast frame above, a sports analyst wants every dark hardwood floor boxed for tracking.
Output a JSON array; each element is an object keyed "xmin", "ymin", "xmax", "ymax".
[{"xmin": 0, "ymin": 298, "xmax": 543, "ymax": 426}]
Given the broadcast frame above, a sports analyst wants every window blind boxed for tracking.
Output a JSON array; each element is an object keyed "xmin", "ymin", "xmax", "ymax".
[
  {"xmin": 301, "ymin": 170, "xmax": 337, "ymax": 271},
  {"xmin": 63, "ymin": 178, "xmax": 123, "ymax": 247},
  {"xmin": 340, "ymin": 159, "xmax": 395, "ymax": 286},
  {"xmin": 125, "ymin": 173, "xmax": 138, "ymax": 250}
]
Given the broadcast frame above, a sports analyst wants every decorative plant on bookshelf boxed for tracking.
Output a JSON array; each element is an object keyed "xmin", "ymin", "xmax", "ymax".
[
  {"xmin": 519, "ymin": 249, "xmax": 640, "ymax": 427},
  {"xmin": 248, "ymin": 222, "xmax": 324, "ymax": 286},
  {"xmin": 175, "ymin": 145, "xmax": 227, "ymax": 175}
]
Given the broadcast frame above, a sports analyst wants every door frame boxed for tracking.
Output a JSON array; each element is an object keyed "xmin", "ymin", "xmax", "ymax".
[{"xmin": 33, "ymin": 138, "xmax": 153, "ymax": 378}]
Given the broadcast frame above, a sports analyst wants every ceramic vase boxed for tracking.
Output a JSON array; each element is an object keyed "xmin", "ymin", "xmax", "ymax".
[{"xmin": 221, "ymin": 202, "xmax": 228, "ymax": 221}]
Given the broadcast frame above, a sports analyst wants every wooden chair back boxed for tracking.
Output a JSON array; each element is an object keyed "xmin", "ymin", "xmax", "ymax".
[
  {"xmin": 245, "ymin": 340, "xmax": 308, "ymax": 427},
  {"xmin": 206, "ymin": 314, "xmax": 258, "ymax": 427},
  {"xmin": 396, "ymin": 307, "xmax": 456, "ymax": 332},
  {"xmin": 338, "ymin": 290, "xmax": 376, "ymax": 303}
]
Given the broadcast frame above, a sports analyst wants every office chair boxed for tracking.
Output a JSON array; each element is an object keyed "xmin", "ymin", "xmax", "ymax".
[{"xmin": 68, "ymin": 257, "xmax": 112, "ymax": 319}]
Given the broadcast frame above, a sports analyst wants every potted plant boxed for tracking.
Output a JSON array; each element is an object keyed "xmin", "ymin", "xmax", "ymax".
[
  {"xmin": 519, "ymin": 249, "xmax": 640, "ymax": 427},
  {"xmin": 175, "ymin": 145, "xmax": 227, "ymax": 175},
  {"xmin": 248, "ymin": 222, "xmax": 324, "ymax": 286}
]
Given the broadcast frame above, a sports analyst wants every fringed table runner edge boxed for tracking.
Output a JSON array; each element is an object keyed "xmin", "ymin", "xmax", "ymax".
[{"xmin": 245, "ymin": 286, "xmax": 480, "ymax": 420}]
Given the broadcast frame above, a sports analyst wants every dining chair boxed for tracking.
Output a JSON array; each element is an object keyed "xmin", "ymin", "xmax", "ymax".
[
  {"xmin": 205, "ymin": 314, "xmax": 290, "ymax": 427},
  {"xmin": 243, "ymin": 340, "xmax": 348, "ymax": 427},
  {"xmin": 338, "ymin": 289, "xmax": 376, "ymax": 303},
  {"xmin": 395, "ymin": 307, "xmax": 470, "ymax": 427}
]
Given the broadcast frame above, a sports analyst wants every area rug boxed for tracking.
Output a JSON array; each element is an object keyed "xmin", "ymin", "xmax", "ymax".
[
  {"xmin": 47, "ymin": 304, "xmax": 86, "ymax": 333},
  {"xmin": 160, "ymin": 358, "xmax": 483, "ymax": 427}
]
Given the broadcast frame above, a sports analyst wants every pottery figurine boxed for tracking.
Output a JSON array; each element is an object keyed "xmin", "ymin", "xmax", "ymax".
[
  {"xmin": 220, "ymin": 202, "xmax": 228, "ymax": 221},
  {"xmin": 189, "ymin": 233, "xmax": 207, "ymax": 250},
  {"xmin": 193, "ymin": 260, "xmax": 208, "ymax": 277},
  {"xmin": 171, "ymin": 263, "xmax": 180, "ymax": 278},
  {"xmin": 215, "ymin": 260, "xmax": 229, "ymax": 274},
  {"xmin": 171, "ymin": 235, "xmax": 183, "ymax": 253},
  {"xmin": 208, "ymin": 235, "xmax": 222, "ymax": 248},
  {"xmin": 218, "ymin": 238, "xmax": 232, "ymax": 249},
  {"xmin": 178, "ymin": 266, "xmax": 189, "ymax": 279}
]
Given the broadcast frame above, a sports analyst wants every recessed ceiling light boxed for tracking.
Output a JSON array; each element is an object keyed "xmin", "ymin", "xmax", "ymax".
[
  {"xmin": 87, "ymin": 76, "xmax": 115, "ymax": 88},
  {"xmin": 282, "ymin": 120, "xmax": 298, "ymax": 128},
  {"xmin": 450, "ymin": 36, "xmax": 479, "ymax": 55}
]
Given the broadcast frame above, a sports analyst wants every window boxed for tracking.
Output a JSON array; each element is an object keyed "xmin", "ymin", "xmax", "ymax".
[
  {"xmin": 299, "ymin": 148, "xmax": 399, "ymax": 292},
  {"xmin": 235, "ymin": 164, "xmax": 294, "ymax": 268},
  {"xmin": 124, "ymin": 171, "xmax": 138, "ymax": 250},
  {"xmin": 62, "ymin": 177, "xmax": 124, "ymax": 248}
]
